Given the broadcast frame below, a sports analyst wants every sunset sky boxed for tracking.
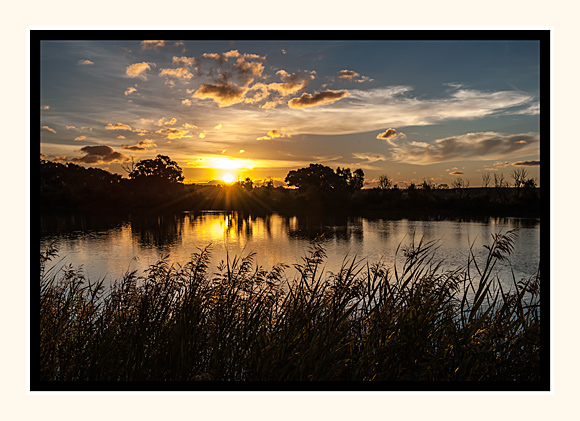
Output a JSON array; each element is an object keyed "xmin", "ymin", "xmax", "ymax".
[{"xmin": 39, "ymin": 34, "xmax": 543, "ymax": 187}]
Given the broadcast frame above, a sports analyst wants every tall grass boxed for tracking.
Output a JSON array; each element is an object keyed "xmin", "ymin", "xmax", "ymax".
[{"xmin": 39, "ymin": 230, "xmax": 541, "ymax": 382}]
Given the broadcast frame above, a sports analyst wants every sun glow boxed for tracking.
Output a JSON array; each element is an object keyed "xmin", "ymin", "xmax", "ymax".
[{"xmin": 222, "ymin": 173, "xmax": 235, "ymax": 184}]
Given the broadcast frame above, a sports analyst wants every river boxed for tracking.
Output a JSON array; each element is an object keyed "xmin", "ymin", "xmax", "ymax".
[{"xmin": 39, "ymin": 211, "xmax": 541, "ymax": 293}]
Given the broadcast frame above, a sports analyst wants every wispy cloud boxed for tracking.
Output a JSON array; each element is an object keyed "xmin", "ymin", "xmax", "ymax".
[
  {"xmin": 388, "ymin": 132, "xmax": 540, "ymax": 165},
  {"xmin": 77, "ymin": 59, "xmax": 94, "ymax": 66},
  {"xmin": 42, "ymin": 126, "xmax": 56, "ymax": 134},
  {"xmin": 352, "ymin": 153, "xmax": 386, "ymax": 162}
]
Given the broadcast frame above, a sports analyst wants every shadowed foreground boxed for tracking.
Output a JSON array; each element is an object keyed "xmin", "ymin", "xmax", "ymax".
[{"xmin": 39, "ymin": 232, "xmax": 541, "ymax": 383}]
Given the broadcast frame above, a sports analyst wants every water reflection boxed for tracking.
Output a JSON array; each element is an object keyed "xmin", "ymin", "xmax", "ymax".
[{"xmin": 40, "ymin": 211, "xmax": 540, "ymax": 288}]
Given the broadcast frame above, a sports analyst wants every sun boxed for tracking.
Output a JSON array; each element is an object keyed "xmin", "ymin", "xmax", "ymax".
[{"xmin": 222, "ymin": 173, "xmax": 235, "ymax": 184}]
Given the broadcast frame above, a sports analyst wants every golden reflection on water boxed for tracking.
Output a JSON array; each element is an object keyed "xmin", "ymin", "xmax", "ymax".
[{"xmin": 40, "ymin": 213, "xmax": 540, "ymax": 288}]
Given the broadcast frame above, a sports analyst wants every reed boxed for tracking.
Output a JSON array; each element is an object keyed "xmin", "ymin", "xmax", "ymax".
[{"xmin": 39, "ymin": 230, "xmax": 541, "ymax": 382}]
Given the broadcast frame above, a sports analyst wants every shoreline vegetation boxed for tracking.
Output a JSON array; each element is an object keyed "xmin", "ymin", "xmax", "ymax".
[
  {"xmin": 40, "ymin": 158, "xmax": 541, "ymax": 219},
  {"xmin": 39, "ymin": 231, "xmax": 541, "ymax": 383}
]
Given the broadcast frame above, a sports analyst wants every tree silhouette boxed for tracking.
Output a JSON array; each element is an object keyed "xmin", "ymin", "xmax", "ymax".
[
  {"xmin": 378, "ymin": 174, "xmax": 393, "ymax": 190},
  {"xmin": 128, "ymin": 155, "xmax": 184, "ymax": 183},
  {"xmin": 285, "ymin": 164, "xmax": 344, "ymax": 193}
]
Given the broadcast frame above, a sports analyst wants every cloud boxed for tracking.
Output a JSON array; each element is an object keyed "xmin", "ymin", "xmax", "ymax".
[
  {"xmin": 199, "ymin": 132, "xmax": 206, "ymax": 139},
  {"xmin": 173, "ymin": 56, "xmax": 197, "ymax": 67},
  {"xmin": 126, "ymin": 62, "xmax": 153, "ymax": 80},
  {"xmin": 197, "ymin": 50, "xmax": 266, "ymax": 86},
  {"xmin": 41, "ymin": 105, "xmax": 50, "ymax": 110},
  {"xmin": 70, "ymin": 145, "xmax": 129, "ymax": 164},
  {"xmin": 511, "ymin": 103, "xmax": 540, "ymax": 115},
  {"xmin": 388, "ymin": 131, "xmax": 540, "ymax": 165},
  {"xmin": 376, "ymin": 128, "xmax": 398, "ymax": 140},
  {"xmin": 257, "ymin": 128, "xmax": 290, "ymax": 140},
  {"xmin": 124, "ymin": 87, "xmax": 137, "ymax": 95},
  {"xmin": 74, "ymin": 135, "xmax": 86, "ymax": 141},
  {"xmin": 193, "ymin": 82, "xmax": 249, "ymax": 107},
  {"xmin": 159, "ymin": 67, "xmax": 194, "ymax": 80},
  {"xmin": 66, "ymin": 125, "xmax": 76, "ymax": 130},
  {"xmin": 214, "ymin": 123, "xmax": 222, "ymax": 130},
  {"xmin": 77, "ymin": 59, "xmax": 94, "ymax": 66},
  {"xmin": 288, "ymin": 90, "xmax": 349, "ymax": 109},
  {"xmin": 513, "ymin": 160, "xmax": 540, "ymax": 166},
  {"xmin": 352, "ymin": 153, "xmax": 386, "ymax": 162},
  {"xmin": 141, "ymin": 40, "xmax": 166, "ymax": 49},
  {"xmin": 42, "ymin": 126, "xmax": 56, "ymax": 134},
  {"xmin": 338, "ymin": 70, "xmax": 359, "ymax": 80},
  {"xmin": 156, "ymin": 117, "xmax": 177, "ymax": 126},
  {"xmin": 105, "ymin": 122, "xmax": 133, "ymax": 131},
  {"xmin": 182, "ymin": 99, "xmax": 192, "ymax": 106},
  {"xmin": 449, "ymin": 171, "xmax": 464, "ymax": 175},
  {"xmin": 337, "ymin": 69, "xmax": 373, "ymax": 83},
  {"xmin": 155, "ymin": 128, "xmax": 190, "ymax": 139},
  {"xmin": 122, "ymin": 139, "xmax": 157, "ymax": 152}
]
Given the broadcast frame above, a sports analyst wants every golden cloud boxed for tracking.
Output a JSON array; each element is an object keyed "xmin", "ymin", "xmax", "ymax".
[
  {"xmin": 338, "ymin": 70, "xmax": 359, "ymax": 80},
  {"xmin": 124, "ymin": 87, "xmax": 137, "ymax": 95},
  {"xmin": 141, "ymin": 40, "xmax": 165, "ymax": 49},
  {"xmin": 159, "ymin": 67, "xmax": 194, "ymax": 80},
  {"xmin": 337, "ymin": 70, "xmax": 374, "ymax": 83},
  {"xmin": 105, "ymin": 123, "xmax": 133, "ymax": 131},
  {"xmin": 77, "ymin": 59, "xmax": 94, "ymax": 66},
  {"xmin": 288, "ymin": 90, "xmax": 349, "ymax": 109},
  {"xmin": 122, "ymin": 139, "xmax": 157, "ymax": 152},
  {"xmin": 173, "ymin": 56, "xmax": 197, "ymax": 67},
  {"xmin": 74, "ymin": 135, "xmax": 86, "ymax": 141},
  {"xmin": 42, "ymin": 126, "xmax": 56, "ymax": 134},
  {"xmin": 126, "ymin": 62, "xmax": 153, "ymax": 80},
  {"xmin": 41, "ymin": 105, "xmax": 50, "ymax": 110},
  {"xmin": 257, "ymin": 128, "xmax": 290, "ymax": 141},
  {"xmin": 376, "ymin": 128, "xmax": 399, "ymax": 140},
  {"xmin": 193, "ymin": 83, "xmax": 249, "ymax": 107},
  {"xmin": 155, "ymin": 128, "xmax": 190, "ymax": 139}
]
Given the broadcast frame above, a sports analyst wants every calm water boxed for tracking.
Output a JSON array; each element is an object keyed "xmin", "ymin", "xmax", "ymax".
[{"xmin": 40, "ymin": 212, "xmax": 540, "ymax": 289}]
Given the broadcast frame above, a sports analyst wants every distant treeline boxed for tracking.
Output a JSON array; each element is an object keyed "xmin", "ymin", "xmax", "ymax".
[{"xmin": 40, "ymin": 158, "xmax": 541, "ymax": 218}]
